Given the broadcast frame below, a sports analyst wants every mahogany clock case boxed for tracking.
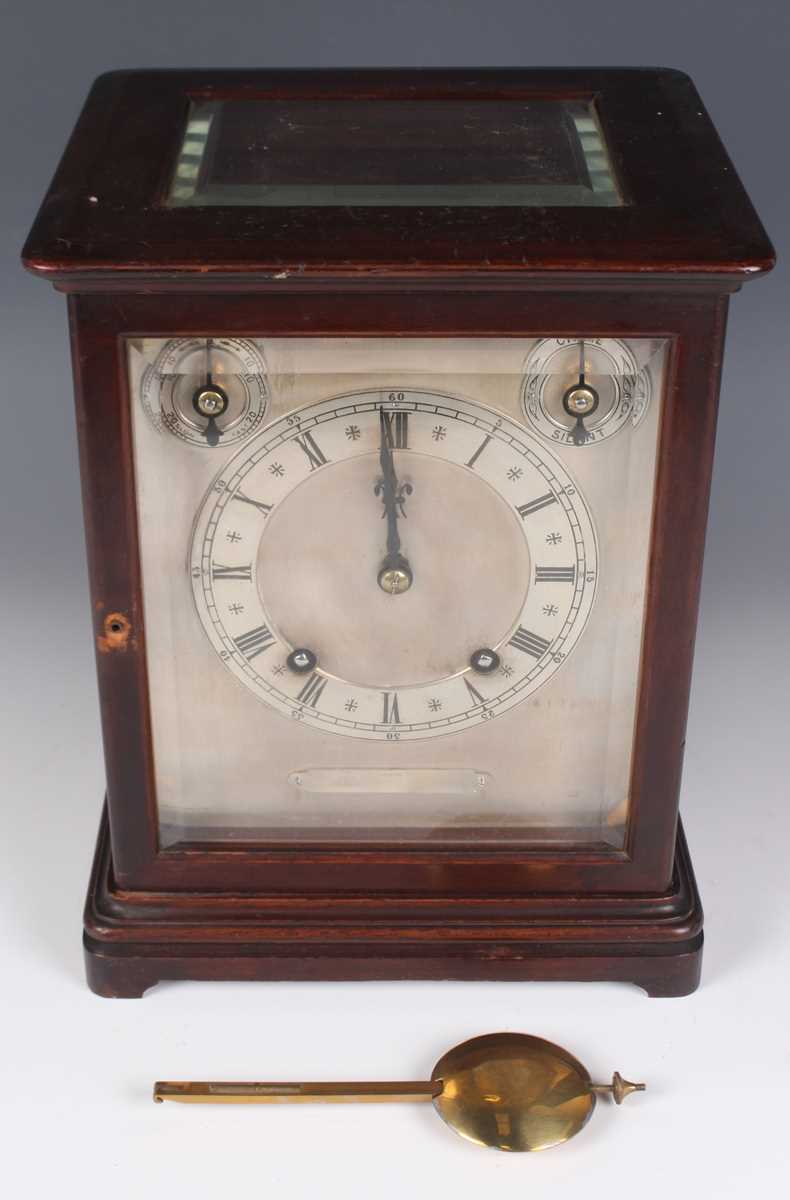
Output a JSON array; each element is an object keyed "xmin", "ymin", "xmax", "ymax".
[{"xmin": 22, "ymin": 69, "xmax": 774, "ymax": 997}]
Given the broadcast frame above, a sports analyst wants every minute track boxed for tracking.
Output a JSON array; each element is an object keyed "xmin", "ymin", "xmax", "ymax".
[{"xmin": 191, "ymin": 390, "xmax": 598, "ymax": 741}]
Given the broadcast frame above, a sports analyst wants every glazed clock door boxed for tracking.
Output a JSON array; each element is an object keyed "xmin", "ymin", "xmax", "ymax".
[{"xmin": 126, "ymin": 333, "xmax": 667, "ymax": 855}]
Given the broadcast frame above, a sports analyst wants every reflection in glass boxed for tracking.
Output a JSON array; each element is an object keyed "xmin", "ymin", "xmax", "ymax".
[{"xmin": 128, "ymin": 337, "xmax": 663, "ymax": 848}]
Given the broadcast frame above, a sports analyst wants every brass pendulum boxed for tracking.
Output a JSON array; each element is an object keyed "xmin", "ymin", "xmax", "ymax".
[{"xmin": 154, "ymin": 1032, "xmax": 645, "ymax": 1152}]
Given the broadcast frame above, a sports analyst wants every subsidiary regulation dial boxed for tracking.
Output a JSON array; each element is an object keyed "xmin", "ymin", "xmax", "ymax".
[
  {"xmin": 142, "ymin": 337, "xmax": 268, "ymax": 447},
  {"xmin": 522, "ymin": 338, "xmax": 651, "ymax": 447}
]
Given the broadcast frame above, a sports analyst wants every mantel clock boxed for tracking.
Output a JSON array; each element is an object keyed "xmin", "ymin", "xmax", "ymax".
[{"xmin": 23, "ymin": 68, "xmax": 774, "ymax": 996}]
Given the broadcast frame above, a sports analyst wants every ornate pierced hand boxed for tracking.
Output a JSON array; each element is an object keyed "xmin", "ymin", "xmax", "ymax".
[{"xmin": 375, "ymin": 408, "xmax": 413, "ymax": 594}]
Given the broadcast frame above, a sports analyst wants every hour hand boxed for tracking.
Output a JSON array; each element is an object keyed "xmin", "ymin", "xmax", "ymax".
[{"xmin": 376, "ymin": 409, "xmax": 413, "ymax": 594}]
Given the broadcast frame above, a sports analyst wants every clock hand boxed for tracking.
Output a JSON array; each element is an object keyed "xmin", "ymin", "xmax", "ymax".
[
  {"xmin": 379, "ymin": 410, "xmax": 406, "ymax": 559},
  {"xmin": 192, "ymin": 337, "xmax": 229, "ymax": 448},
  {"xmin": 376, "ymin": 409, "xmax": 413, "ymax": 594},
  {"xmin": 573, "ymin": 339, "xmax": 590, "ymax": 446},
  {"xmin": 204, "ymin": 411, "xmax": 222, "ymax": 448},
  {"xmin": 562, "ymin": 338, "xmax": 599, "ymax": 445}
]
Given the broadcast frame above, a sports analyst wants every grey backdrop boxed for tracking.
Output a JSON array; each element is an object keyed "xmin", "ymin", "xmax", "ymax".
[{"xmin": 1, "ymin": 4, "xmax": 788, "ymax": 1198}]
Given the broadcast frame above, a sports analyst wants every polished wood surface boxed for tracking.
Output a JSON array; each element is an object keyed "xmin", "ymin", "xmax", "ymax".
[
  {"xmin": 23, "ymin": 68, "xmax": 774, "ymax": 284},
  {"xmin": 84, "ymin": 809, "xmax": 703, "ymax": 998}
]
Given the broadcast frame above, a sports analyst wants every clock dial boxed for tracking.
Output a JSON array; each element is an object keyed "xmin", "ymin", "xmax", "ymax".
[
  {"xmin": 190, "ymin": 392, "xmax": 598, "ymax": 741},
  {"xmin": 142, "ymin": 336, "xmax": 268, "ymax": 446},
  {"xmin": 522, "ymin": 338, "xmax": 651, "ymax": 446}
]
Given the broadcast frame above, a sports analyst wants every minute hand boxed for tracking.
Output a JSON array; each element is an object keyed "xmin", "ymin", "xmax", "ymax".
[
  {"xmin": 377, "ymin": 410, "xmax": 413, "ymax": 594},
  {"xmin": 379, "ymin": 412, "xmax": 403, "ymax": 559}
]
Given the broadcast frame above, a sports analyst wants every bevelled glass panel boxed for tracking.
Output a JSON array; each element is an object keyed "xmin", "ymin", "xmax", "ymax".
[
  {"xmin": 166, "ymin": 98, "xmax": 622, "ymax": 207},
  {"xmin": 128, "ymin": 335, "xmax": 664, "ymax": 849}
]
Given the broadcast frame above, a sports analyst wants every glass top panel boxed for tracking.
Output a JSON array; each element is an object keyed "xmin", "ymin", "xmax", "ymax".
[{"xmin": 167, "ymin": 98, "xmax": 622, "ymax": 208}]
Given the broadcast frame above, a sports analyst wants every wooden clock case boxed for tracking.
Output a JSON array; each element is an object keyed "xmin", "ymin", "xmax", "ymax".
[{"xmin": 22, "ymin": 68, "xmax": 774, "ymax": 997}]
